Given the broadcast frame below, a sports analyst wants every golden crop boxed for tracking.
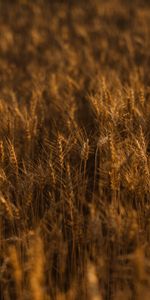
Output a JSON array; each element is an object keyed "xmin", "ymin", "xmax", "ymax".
[{"xmin": 0, "ymin": 1, "xmax": 150, "ymax": 299}]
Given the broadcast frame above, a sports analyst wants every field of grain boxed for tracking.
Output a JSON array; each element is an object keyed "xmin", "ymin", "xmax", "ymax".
[{"xmin": 0, "ymin": 0, "xmax": 150, "ymax": 299}]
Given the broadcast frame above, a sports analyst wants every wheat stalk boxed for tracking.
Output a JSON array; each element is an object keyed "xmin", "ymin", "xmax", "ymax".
[
  {"xmin": 28, "ymin": 231, "xmax": 45, "ymax": 300},
  {"xmin": 0, "ymin": 140, "xmax": 4, "ymax": 164},
  {"xmin": 7, "ymin": 140, "xmax": 18, "ymax": 178},
  {"xmin": 8, "ymin": 245, "xmax": 23, "ymax": 300},
  {"xmin": 0, "ymin": 193, "xmax": 14, "ymax": 220}
]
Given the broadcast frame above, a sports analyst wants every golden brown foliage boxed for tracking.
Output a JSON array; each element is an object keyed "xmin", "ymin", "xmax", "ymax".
[{"xmin": 0, "ymin": 0, "xmax": 150, "ymax": 299}]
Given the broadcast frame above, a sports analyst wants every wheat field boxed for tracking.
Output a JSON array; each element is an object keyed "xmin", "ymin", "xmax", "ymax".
[{"xmin": 0, "ymin": 0, "xmax": 150, "ymax": 299}]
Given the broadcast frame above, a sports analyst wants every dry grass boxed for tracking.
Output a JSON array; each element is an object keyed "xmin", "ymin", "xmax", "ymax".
[{"xmin": 0, "ymin": 0, "xmax": 150, "ymax": 299}]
